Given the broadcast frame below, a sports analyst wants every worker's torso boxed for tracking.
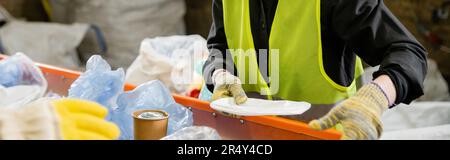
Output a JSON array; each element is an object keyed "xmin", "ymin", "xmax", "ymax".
[{"xmin": 222, "ymin": 0, "xmax": 364, "ymax": 105}]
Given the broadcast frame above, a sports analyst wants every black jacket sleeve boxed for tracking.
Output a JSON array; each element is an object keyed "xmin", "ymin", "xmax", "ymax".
[
  {"xmin": 327, "ymin": 0, "xmax": 428, "ymax": 104},
  {"xmin": 203, "ymin": 0, "xmax": 235, "ymax": 92}
]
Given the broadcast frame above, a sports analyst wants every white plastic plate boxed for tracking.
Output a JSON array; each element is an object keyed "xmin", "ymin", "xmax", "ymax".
[{"xmin": 210, "ymin": 98, "xmax": 311, "ymax": 116}]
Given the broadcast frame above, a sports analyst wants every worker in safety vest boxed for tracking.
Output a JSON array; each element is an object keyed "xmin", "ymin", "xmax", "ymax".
[{"xmin": 203, "ymin": 0, "xmax": 427, "ymax": 140}]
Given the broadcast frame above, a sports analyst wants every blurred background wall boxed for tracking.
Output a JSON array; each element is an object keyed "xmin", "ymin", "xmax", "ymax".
[
  {"xmin": 184, "ymin": 0, "xmax": 212, "ymax": 38},
  {"xmin": 0, "ymin": 0, "xmax": 213, "ymax": 36},
  {"xmin": 384, "ymin": 0, "xmax": 450, "ymax": 89}
]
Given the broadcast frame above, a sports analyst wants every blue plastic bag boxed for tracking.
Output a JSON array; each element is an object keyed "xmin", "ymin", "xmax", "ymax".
[
  {"xmin": 0, "ymin": 53, "xmax": 48, "ymax": 107},
  {"xmin": 68, "ymin": 55, "xmax": 125, "ymax": 118},
  {"xmin": 69, "ymin": 55, "xmax": 193, "ymax": 140},
  {"xmin": 0, "ymin": 53, "xmax": 47, "ymax": 88},
  {"xmin": 114, "ymin": 80, "xmax": 193, "ymax": 140}
]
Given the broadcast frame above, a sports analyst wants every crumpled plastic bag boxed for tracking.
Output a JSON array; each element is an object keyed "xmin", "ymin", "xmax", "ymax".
[
  {"xmin": 68, "ymin": 55, "xmax": 193, "ymax": 140},
  {"xmin": 210, "ymin": 98, "xmax": 311, "ymax": 116},
  {"xmin": 68, "ymin": 55, "xmax": 125, "ymax": 114},
  {"xmin": 114, "ymin": 80, "xmax": 194, "ymax": 140},
  {"xmin": 126, "ymin": 35, "xmax": 209, "ymax": 94},
  {"xmin": 0, "ymin": 53, "xmax": 47, "ymax": 108},
  {"xmin": 161, "ymin": 126, "xmax": 221, "ymax": 140},
  {"xmin": 0, "ymin": 85, "xmax": 43, "ymax": 108}
]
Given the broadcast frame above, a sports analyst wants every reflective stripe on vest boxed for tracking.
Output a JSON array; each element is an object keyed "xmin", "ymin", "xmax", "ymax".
[{"xmin": 222, "ymin": 0, "xmax": 364, "ymax": 105}]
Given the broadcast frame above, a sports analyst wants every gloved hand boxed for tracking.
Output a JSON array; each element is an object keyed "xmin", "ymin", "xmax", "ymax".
[
  {"xmin": 211, "ymin": 70, "xmax": 248, "ymax": 105},
  {"xmin": 308, "ymin": 83, "xmax": 389, "ymax": 140},
  {"xmin": 0, "ymin": 98, "xmax": 120, "ymax": 140},
  {"xmin": 211, "ymin": 70, "xmax": 248, "ymax": 118}
]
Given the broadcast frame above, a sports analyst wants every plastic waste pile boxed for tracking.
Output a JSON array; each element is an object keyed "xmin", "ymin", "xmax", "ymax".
[
  {"xmin": 69, "ymin": 55, "xmax": 193, "ymax": 140},
  {"xmin": 0, "ymin": 53, "xmax": 47, "ymax": 108}
]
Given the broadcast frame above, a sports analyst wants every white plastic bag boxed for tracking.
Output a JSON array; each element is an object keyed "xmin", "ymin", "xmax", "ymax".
[
  {"xmin": 0, "ymin": 85, "xmax": 43, "ymax": 108},
  {"xmin": 0, "ymin": 53, "xmax": 47, "ymax": 108},
  {"xmin": 210, "ymin": 98, "xmax": 311, "ymax": 116},
  {"xmin": 126, "ymin": 35, "xmax": 209, "ymax": 94}
]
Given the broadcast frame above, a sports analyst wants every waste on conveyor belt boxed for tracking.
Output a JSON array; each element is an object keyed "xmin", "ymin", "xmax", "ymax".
[{"xmin": 69, "ymin": 55, "xmax": 193, "ymax": 140}]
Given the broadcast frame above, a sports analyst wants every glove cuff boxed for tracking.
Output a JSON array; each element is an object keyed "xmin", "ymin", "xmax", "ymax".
[
  {"xmin": 212, "ymin": 69, "xmax": 227, "ymax": 85},
  {"xmin": 212, "ymin": 70, "xmax": 241, "ymax": 87},
  {"xmin": 353, "ymin": 83, "xmax": 389, "ymax": 116}
]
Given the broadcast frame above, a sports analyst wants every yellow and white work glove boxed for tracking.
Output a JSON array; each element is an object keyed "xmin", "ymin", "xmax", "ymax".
[
  {"xmin": 0, "ymin": 98, "xmax": 120, "ymax": 140},
  {"xmin": 212, "ymin": 70, "xmax": 248, "ymax": 104},
  {"xmin": 309, "ymin": 83, "xmax": 389, "ymax": 140},
  {"xmin": 211, "ymin": 70, "xmax": 248, "ymax": 118}
]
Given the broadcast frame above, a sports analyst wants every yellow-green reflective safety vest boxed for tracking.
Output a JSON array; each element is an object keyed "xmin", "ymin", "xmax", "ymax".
[{"xmin": 222, "ymin": 0, "xmax": 364, "ymax": 105}]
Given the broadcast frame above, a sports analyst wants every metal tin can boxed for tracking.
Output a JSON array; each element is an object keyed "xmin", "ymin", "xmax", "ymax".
[{"xmin": 132, "ymin": 110, "xmax": 169, "ymax": 140}]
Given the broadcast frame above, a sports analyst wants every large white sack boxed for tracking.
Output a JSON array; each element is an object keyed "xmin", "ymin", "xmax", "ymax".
[
  {"xmin": 381, "ymin": 124, "xmax": 450, "ymax": 140},
  {"xmin": 380, "ymin": 102, "xmax": 450, "ymax": 140},
  {"xmin": 0, "ymin": 21, "xmax": 88, "ymax": 69},
  {"xmin": 382, "ymin": 102, "xmax": 450, "ymax": 131},
  {"xmin": 48, "ymin": 0, "xmax": 186, "ymax": 68},
  {"xmin": 126, "ymin": 35, "xmax": 208, "ymax": 94}
]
